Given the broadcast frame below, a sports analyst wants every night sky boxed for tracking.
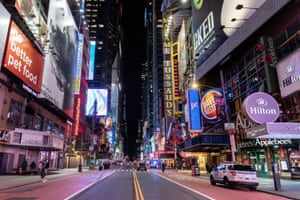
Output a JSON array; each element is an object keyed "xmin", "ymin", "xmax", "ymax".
[{"xmin": 123, "ymin": 0, "xmax": 147, "ymax": 158}]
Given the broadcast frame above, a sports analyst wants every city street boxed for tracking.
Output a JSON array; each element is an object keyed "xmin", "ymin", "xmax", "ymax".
[{"xmin": 0, "ymin": 166, "xmax": 298, "ymax": 200}]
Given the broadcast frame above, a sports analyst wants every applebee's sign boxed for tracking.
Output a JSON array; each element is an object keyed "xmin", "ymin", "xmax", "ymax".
[{"xmin": 242, "ymin": 92, "xmax": 279, "ymax": 124}]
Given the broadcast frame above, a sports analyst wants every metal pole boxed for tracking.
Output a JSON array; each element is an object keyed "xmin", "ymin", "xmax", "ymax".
[
  {"xmin": 91, "ymin": 100, "xmax": 97, "ymax": 165},
  {"xmin": 220, "ymin": 70, "xmax": 236, "ymax": 162},
  {"xmin": 78, "ymin": 134, "xmax": 82, "ymax": 172}
]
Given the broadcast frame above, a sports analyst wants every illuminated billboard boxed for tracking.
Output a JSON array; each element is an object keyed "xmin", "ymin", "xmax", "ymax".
[
  {"xmin": 0, "ymin": 2, "xmax": 10, "ymax": 68},
  {"xmin": 3, "ymin": 21, "xmax": 44, "ymax": 93},
  {"xmin": 187, "ymin": 88, "xmax": 202, "ymax": 133},
  {"xmin": 200, "ymin": 89, "xmax": 226, "ymax": 123},
  {"xmin": 88, "ymin": 41, "xmax": 96, "ymax": 80},
  {"xmin": 74, "ymin": 34, "xmax": 83, "ymax": 94},
  {"xmin": 39, "ymin": 0, "xmax": 78, "ymax": 117},
  {"xmin": 85, "ymin": 89, "xmax": 108, "ymax": 116},
  {"xmin": 177, "ymin": 20, "xmax": 187, "ymax": 92}
]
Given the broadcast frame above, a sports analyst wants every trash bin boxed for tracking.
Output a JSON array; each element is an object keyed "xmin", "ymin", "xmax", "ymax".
[
  {"xmin": 192, "ymin": 165, "xmax": 200, "ymax": 176},
  {"xmin": 194, "ymin": 166, "xmax": 200, "ymax": 176}
]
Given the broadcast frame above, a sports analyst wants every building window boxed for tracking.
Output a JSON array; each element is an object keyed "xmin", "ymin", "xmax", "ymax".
[
  {"xmin": 7, "ymin": 99, "xmax": 22, "ymax": 126},
  {"xmin": 46, "ymin": 119, "xmax": 53, "ymax": 131},
  {"xmin": 12, "ymin": 132, "xmax": 22, "ymax": 144},
  {"xmin": 43, "ymin": 135, "xmax": 50, "ymax": 145},
  {"xmin": 53, "ymin": 123, "xmax": 59, "ymax": 134},
  {"xmin": 23, "ymin": 113, "xmax": 33, "ymax": 129},
  {"xmin": 59, "ymin": 127, "xmax": 65, "ymax": 138},
  {"xmin": 34, "ymin": 115, "xmax": 43, "ymax": 130}
]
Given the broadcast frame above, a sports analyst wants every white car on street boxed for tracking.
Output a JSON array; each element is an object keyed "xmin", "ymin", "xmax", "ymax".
[{"xmin": 210, "ymin": 162, "xmax": 259, "ymax": 190}]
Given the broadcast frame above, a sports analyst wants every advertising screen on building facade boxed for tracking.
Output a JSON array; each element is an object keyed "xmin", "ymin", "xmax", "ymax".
[
  {"xmin": 187, "ymin": 88, "xmax": 202, "ymax": 133},
  {"xmin": 39, "ymin": 0, "xmax": 78, "ymax": 118},
  {"xmin": 3, "ymin": 21, "xmax": 44, "ymax": 93},
  {"xmin": 0, "ymin": 2, "xmax": 10, "ymax": 69},
  {"xmin": 192, "ymin": 0, "xmax": 227, "ymax": 68},
  {"xmin": 200, "ymin": 89, "xmax": 225, "ymax": 123},
  {"xmin": 14, "ymin": 0, "xmax": 48, "ymax": 49},
  {"xmin": 276, "ymin": 49, "xmax": 300, "ymax": 98},
  {"xmin": 177, "ymin": 20, "xmax": 187, "ymax": 93},
  {"xmin": 192, "ymin": 0, "xmax": 265, "ymax": 69},
  {"xmin": 85, "ymin": 89, "xmax": 108, "ymax": 116}
]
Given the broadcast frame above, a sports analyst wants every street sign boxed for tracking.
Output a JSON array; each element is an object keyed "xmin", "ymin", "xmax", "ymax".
[{"xmin": 224, "ymin": 123, "xmax": 235, "ymax": 130}]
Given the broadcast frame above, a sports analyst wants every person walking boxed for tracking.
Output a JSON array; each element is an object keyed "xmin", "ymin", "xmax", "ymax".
[
  {"xmin": 30, "ymin": 161, "xmax": 36, "ymax": 175},
  {"xmin": 162, "ymin": 161, "xmax": 166, "ymax": 173},
  {"xmin": 40, "ymin": 160, "xmax": 47, "ymax": 182},
  {"xmin": 21, "ymin": 158, "xmax": 27, "ymax": 175}
]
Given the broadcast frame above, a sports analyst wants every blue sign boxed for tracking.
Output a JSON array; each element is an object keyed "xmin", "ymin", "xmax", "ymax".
[{"xmin": 187, "ymin": 89, "xmax": 203, "ymax": 132}]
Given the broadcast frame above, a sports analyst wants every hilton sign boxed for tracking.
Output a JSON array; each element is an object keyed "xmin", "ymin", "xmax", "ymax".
[{"xmin": 242, "ymin": 92, "xmax": 279, "ymax": 124}]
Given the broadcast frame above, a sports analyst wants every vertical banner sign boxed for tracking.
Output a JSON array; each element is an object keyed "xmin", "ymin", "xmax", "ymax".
[
  {"xmin": 163, "ymin": 40, "xmax": 173, "ymax": 117},
  {"xmin": 74, "ymin": 34, "xmax": 83, "ymax": 94},
  {"xmin": 3, "ymin": 21, "xmax": 44, "ymax": 93},
  {"xmin": 187, "ymin": 88, "xmax": 202, "ymax": 133}
]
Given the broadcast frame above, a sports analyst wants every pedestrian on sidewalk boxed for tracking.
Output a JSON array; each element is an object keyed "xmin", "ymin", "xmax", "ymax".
[
  {"xmin": 162, "ymin": 161, "xmax": 166, "ymax": 173},
  {"xmin": 40, "ymin": 160, "xmax": 47, "ymax": 182},
  {"xmin": 21, "ymin": 158, "xmax": 27, "ymax": 175},
  {"xmin": 30, "ymin": 161, "xmax": 36, "ymax": 175}
]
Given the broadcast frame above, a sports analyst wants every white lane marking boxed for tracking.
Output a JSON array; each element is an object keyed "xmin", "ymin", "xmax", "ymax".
[
  {"xmin": 156, "ymin": 173, "xmax": 215, "ymax": 200},
  {"xmin": 64, "ymin": 171, "xmax": 114, "ymax": 200}
]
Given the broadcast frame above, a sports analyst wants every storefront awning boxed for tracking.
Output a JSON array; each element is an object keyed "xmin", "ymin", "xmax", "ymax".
[{"xmin": 246, "ymin": 122, "xmax": 300, "ymax": 139}]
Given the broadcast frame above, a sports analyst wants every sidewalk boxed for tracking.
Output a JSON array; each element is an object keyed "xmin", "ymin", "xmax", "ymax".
[
  {"xmin": 175, "ymin": 169, "xmax": 300, "ymax": 200},
  {"xmin": 0, "ymin": 167, "xmax": 91, "ymax": 191}
]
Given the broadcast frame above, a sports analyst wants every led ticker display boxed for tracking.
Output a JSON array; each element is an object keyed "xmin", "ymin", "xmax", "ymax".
[{"xmin": 85, "ymin": 89, "xmax": 108, "ymax": 116}]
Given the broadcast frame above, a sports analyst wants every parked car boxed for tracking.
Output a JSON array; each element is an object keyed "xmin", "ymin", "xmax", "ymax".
[
  {"xmin": 210, "ymin": 161, "xmax": 259, "ymax": 190},
  {"xmin": 137, "ymin": 161, "xmax": 147, "ymax": 171}
]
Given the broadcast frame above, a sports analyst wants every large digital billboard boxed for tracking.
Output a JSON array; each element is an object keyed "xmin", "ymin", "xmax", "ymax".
[
  {"xmin": 3, "ymin": 21, "xmax": 44, "ymax": 93},
  {"xmin": 39, "ymin": 0, "xmax": 78, "ymax": 117},
  {"xmin": 187, "ymin": 88, "xmax": 202, "ymax": 133},
  {"xmin": 85, "ymin": 89, "xmax": 108, "ymax": 116},
  {"xmin": 0, "ymin": 2, "xmax": 10, "ymax": 68}
]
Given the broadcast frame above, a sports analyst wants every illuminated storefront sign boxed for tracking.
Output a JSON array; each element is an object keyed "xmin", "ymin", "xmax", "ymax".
[
  {"xmin": 187, "ymin": 88, "xmax": 202, "ymax": 132},
  {"xmin": 246, "ymin": 122, "xmax": 300, "ymax": 139},
  {"xmin": 242, "ymin": 92, "xmax": 279, "ymax": 124},
  {"xmin": 74, "ymin": 96, "xmax": 81, "ymax": 136},
  {"xmin": 276, "ymin": 49, "xmax": 300, "ymax": 97},
  {"xmin": 3, "ymin": 21, "xmax": 44, "ymax": 93},
  {"xmin": 237, "ymin": 138, "xmax": 292, "ymax": 148}
]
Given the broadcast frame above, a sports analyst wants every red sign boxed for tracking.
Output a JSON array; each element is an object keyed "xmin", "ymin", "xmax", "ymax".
[{"xmin": 3, "ymin": 21, "xmax": 44, "ymax": 93}]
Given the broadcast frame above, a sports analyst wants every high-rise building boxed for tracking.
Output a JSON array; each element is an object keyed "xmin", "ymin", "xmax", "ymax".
[
  {"xmin": 84, "ymin": 0, "xmax": 125, "ymax": 159},
  {"xmin": 142, "ymin": 0, "xmax": 164, "ymax": 159}
]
